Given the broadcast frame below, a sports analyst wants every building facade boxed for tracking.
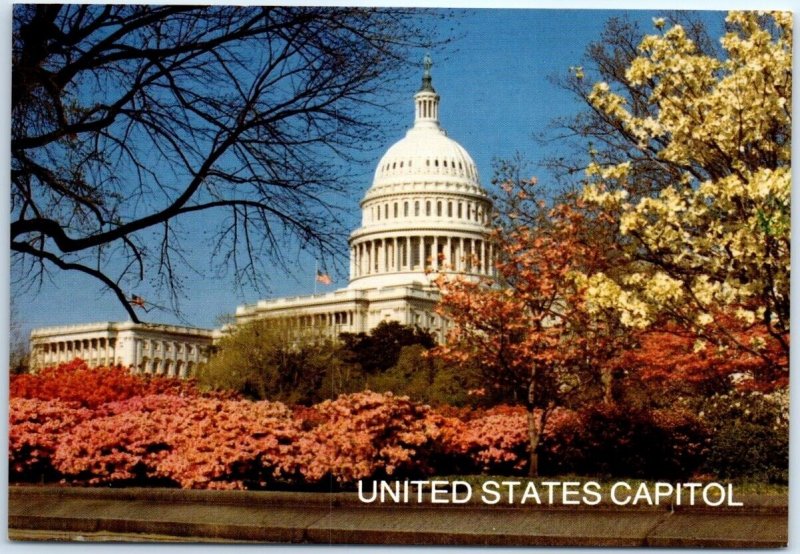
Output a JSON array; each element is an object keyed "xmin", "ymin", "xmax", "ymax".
[
  {"xmin": 29, "ymin": 321, "xmax": 215, "ymax": 375},
  {"xmin": 28, "ymin": 60, "xmax": 493, "ymax": 372},
  {"xmin": 235, "ymin": 61, "xmax": 494, "ymax": 342}
]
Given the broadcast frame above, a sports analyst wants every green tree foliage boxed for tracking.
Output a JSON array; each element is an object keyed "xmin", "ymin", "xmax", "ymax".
[
  {"xmin": 199, "ymin": 320, "xmax": 457, "ymax": 406},
  {"xmin": 367, "ymin": 344, "xmax": 479, "ymax": 407},
  {"xmin": 197, "ymin": 320, "xmax": 364, "ymax": 405},
  {"xmin": 339, "ymin": 321, "xmax": 436, "ymax": 374}
]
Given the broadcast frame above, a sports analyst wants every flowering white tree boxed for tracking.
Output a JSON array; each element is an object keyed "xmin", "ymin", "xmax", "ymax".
[{"xmin": 577, "ymin": 11, "xmax": 790, "ymax": 367}]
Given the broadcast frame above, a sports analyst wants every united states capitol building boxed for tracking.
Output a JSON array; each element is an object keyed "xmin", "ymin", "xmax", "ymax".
[{"xmin": 29, "ymin": 62, "xmax": 494, "ymax": 375}]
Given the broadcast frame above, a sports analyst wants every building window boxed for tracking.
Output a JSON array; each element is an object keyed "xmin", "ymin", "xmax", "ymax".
[
  {"xmin": 448, "ymin": 202, "xmax": 453, "ymax": 217},
  {"xmin": 458, "ymin": 203, "xmax": 463, "ymax": 218},
  {"xmin": 384, "ymin": 204, "xmax": 388, "ymax": 218},
  {"xmin": 394, "ymin": 203, "xmax": 398, "ymax": 218},
  {"xmin": 414, "ymin": 201, "xmax": 420, "ymax": 216},
  {"xmin": 404, "ymin": 202, "xmax": 409, "ymax": 217},
  {"xmin": 426, "ymin": 201, "xmax": 431, "ymax": 216},
  {"xmin": 437, "ymin": 201, "xmax": 442, "ymax": 216}
]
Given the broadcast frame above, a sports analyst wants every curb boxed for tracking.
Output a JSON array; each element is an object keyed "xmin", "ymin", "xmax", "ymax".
[{"xmin": 9, "ymin": 485, "xmax": 788, "ymax": 547}]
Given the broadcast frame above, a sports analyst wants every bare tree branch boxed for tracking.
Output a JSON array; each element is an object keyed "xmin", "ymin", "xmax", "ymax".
[{"xmin": 12, "ymin": 5, "xmax": 446, "ymax": 314}]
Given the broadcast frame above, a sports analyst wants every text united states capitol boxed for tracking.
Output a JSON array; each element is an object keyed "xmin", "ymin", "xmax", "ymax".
[{"xmin": 357, "ymin": 479, "xmax": 743, "ymax": 507}]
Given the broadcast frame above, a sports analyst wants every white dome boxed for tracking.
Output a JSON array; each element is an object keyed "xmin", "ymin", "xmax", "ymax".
[
  {"xmin": 371, "ymin": 125, "xmax": 481, "ymax": 191},
  {"xmin": 347, "ymin": 60, "xmax": 494, "ymax": 290}
]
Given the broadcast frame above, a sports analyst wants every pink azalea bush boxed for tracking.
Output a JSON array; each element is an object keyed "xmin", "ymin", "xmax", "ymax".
[
  {"xmin": 294, "ymin": 391, "xmax": 450, "ymax": 483},
  {"xmin": 54, "ymin": 395, "xmax": 301, "ymax": 489},
  {"xmin": 9, "ymin": 397, "xmax": 93, "ymax": 479},
  {"xmin": 9, "ymin": 362, "xmax": 711, "ymax": 488}
]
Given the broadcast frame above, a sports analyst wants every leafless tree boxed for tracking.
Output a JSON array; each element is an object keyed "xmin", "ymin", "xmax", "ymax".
[{"xmin": 12, "ymin": 5, "xmax": 441, "ymax": 321}]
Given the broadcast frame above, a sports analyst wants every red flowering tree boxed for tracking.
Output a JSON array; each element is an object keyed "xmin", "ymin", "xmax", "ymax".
[
  {"xmin": 434, "ymin": 168, "xmax": 630, "ymax": 476},
  {"xmin": 615, "ymin": 313, "xmax": 788, "ymax": 398}
]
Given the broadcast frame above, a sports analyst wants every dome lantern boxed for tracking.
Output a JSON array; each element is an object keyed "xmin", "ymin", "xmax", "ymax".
[{"xmin": 414, "ymin": 53, "xmax": 440, "ymax": 128}]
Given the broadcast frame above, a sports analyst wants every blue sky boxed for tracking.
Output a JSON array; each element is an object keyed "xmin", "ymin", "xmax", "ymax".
[{"xmin": 12, "ymin": 7, "xmax": 730, "ymax": 336}]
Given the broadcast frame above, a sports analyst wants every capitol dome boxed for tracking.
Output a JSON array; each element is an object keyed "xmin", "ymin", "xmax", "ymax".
[
  {"xmin": 372, "ymin": 129, "xmax": 480, "ymax": 191},
  {"xmin": 348, "ymin": 58, "xmax": 494, "ymax": 290}
]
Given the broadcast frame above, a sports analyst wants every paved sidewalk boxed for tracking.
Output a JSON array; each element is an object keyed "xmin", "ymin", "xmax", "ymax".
[{"xmin": 8, "ymin": 486, "xmax": 788, "ymax": 547}]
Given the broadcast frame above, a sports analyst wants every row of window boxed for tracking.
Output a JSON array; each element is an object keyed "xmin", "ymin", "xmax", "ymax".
[
  {"xmin": 137, "ymin": 358, "xmax": 195, "ymax": 376},
  {"xmin": 291, "ymin": 312, "xmax": 353, "ymax": 326},
  {"xmin": 138, "ymin": 341, "xmax": 197, "ymax": 355},
  {"xmin": 381, "ymin": 158, "xmax": 472, "ymax": 174},
  {"xmin": 375, "ymin": 311, "xmax": 443, "ymax": 329},
  {"xmin": 410, "ymin": 313, "xmax": 451, "ymax": 330},
  {"xmin": 371, "ymin": 199, "xmax": 487, "ymax": 223},
  {"xmin": 39, "ymin": 340, "xmax": 198, "ymax": 355}
]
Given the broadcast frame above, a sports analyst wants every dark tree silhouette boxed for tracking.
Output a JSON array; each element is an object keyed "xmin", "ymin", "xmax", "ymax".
[
  {"xmin": 339, "ymin": 321, "xmax": 436, "ymax": 374},
  {"xmin": 12, "ymin": 5, "xmax": 440, "ymax": 321}
]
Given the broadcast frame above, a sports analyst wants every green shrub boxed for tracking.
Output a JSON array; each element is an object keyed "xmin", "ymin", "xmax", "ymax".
[
  {"xmin": 367, "ymin": 344, "xmax": 479, "ymax": 406},
  {"xmin": 339, "ymin": 321, "xmax": 436, "ymax": 374},
  {"xmin": 699, "ymin": 389, "xmax": 788, "ymax": 484},
  {"xmin": 197, "ymin": 320, "xmax": 364, "ymax": 404}
]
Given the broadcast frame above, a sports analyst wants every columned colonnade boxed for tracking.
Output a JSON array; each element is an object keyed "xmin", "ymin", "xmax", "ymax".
[
  {"xmin": 351, "ymin": 235, "xmax": 494, "ymax": 278},
  {"xmin": 30, "ymin": 322, "xmax": 214, "ymax": 377},
  {"xmin": 38, "ymin": 337, "xmax": 117, "ymax": 367},
  {"xmin": 271, "ymin": 310, "xmax": 361, "ymax": 337},
  {"xmin": 131, "ymin": 338, "xmax": 203, "ymax": 378},
  {"xmin": 36, "ymin": 336, "xmax": 204, "ymax": 378}
]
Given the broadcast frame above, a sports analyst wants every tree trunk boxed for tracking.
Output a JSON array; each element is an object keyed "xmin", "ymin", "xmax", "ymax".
[
  {"xmin": 527, "ymin": 407, "xmax": 540, "ymax": 477},
  {"xmin": 527, "ymin": 366, "xmax": 540, "ymax": 477},
  {"xmin": 601, "ymin": 366, "xmax": 613, "ymax": 405}
]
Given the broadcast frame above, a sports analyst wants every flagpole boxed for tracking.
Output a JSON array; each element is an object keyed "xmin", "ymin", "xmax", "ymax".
[{"xmin": 314, "ymin": 260, "xmax": 318, "ymax": 295}]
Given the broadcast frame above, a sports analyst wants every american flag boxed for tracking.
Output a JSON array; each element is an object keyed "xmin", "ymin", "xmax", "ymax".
[{"xmin": 316, "ymin": 270, "xmax": 332, "ymax": 285}]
